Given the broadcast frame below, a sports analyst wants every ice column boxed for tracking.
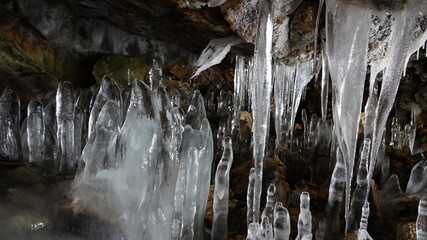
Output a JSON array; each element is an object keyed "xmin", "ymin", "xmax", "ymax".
[
  {"xmin": 325, "ymin": 0, "xmax": 371, "ymax": 227},
  {"xmin": 0, "ymin": 88, "xmax": 21, "ymax": 161},
  {"xmin": 357, "ymin": 203, "xmax": 373, "ymax": 240},
  {"xmin": 348, "ymin": 138, "xmax": 371, "ymax": 233},
  {"xmin": 274, "ymin": 202, "xmax": 291, "ymax": 240},
  {"xmin": 27, "ymin": 100, "xmax": 45, "ymax": 163},
  {"xmin": 417, "ymin": 196, "xmax": 427, "ymax": 240},
  {"xmin": 296, "ymin": 192, "xmax": 312, "ymax": 240},
  {"xmin": 317, "ymin": 148, "xmax": 345, "ymax": 239},
  {"xmin": 174, "ymin": 90, "xmax": 213, "ymax": 240},
  {"xmin": 212, "ymin": 137, "xmax": 233, "ymax": 240},
  {"xmin": 56, "ymin": 81, "xmax": 75, "ymax": 173},
  {"xmin": 250, "ymin": 0, "xmax": 273, "ymax": 223}
]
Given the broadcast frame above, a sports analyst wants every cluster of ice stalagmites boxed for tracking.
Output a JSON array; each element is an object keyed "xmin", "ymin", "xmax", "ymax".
[
  {"xmin": 72, "ymin": 73, "xmax": 215, "ymax": 239},
  {"xmin": 1, "ymin": 81, "xmax": 93, "ymax": 172}
]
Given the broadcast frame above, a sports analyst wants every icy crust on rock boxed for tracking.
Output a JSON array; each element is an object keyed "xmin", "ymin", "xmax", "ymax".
[{"xmin": 72, "ymin": 79, "xmax": 214, "ymax": 240}]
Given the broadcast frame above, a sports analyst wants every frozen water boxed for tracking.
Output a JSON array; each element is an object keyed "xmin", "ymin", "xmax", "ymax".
[
  {"xmin": 27, "ymin": 100, "xmax": 45, "ymax": 163},
  {"xmin": 0, "ymin": 88, "xmax": 21, "ymax": 161},
  {"xmin": 348, "ymin": 138, "xmax": 371, "ymax": 233},
  {"xmin": 296, "ymin": 192, "xmax": 312, "ymax": 240},
  {"xmin": 357, "ymin": 203, "xmax": 373, "ymax": 240},
  {"xmin": 88, "ymin": 76, "xmax": 122, "ymax": 138},
  {"xmin": 318, "ymin": 148, "xmax": 345, "ymax": 238},
  {"xmin": 56, "ymin": 81, "xmax": 75, "ymax": 172},
  {"xmin": 417, "ymin": 196, "xmax": 427, "ymax": 240},
  {"xmin": 249, "ymin": 0, "xmax": 273, "ymax": 223},
  {"xmin": 325, "ymin": 0, "xmax": 371, "ymax": 227},
  {"xmin": 247, "ymin": 167, "xmax": 256, "ymax": 225},
  {"xmin": 212, "ymin": 137, "xmax": 233, "ymax": 240},
  {"xmin": 191, "ymin": 36, "xmax": 244, "ymax": 79},
  {"xmin": 274, "ymin": 202, "xmax": 290, "ymax": 240}
]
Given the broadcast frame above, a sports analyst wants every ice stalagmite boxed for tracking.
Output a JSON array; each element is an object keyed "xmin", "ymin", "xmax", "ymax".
[
  {"xmin": 212, "ymin": 137, "xmax": 233, "ymax": 240},
  {"xmin": 174, "ymin": 90, "xmax": 213, "ymax": 240},
  {"xmin": 274, "ymin": 202, "xmax": 290, "ymax": 240},
  {"xmin": 357, "ymin": 203, "xmax": 373, "ymax": 240},
  {"xmin": 325, "ymin": 0, "xmax": 371, "ymax": 228},
  {"xmin": 88, "ymin": 76, "xmax": 122, "ymax": 138},
  {"xmin": 405, "ymin": 160, "xmax": 427, "ymax": 195},
  {"xmin": 296, "ymin": 192, "xmax": 312, "ymax": 240},
  {"xmin": 0, "ymin": 88, "xmax": 21, "ymax": 161},
  {"xmin": 262, "ymin": 184, "xmax": 276, "ymax": 225},
  {"xmin": 146, "ymin": 89, "xmax": 182, "ymax": 240},
  {"xmin": 348, "ymin": 138, "xmax": 371, "ymax": 233},
  {"xmin": 417, "ymin": 196, "xmax": 427, "ymax": 240},
  {"xmin": 56, "ymin": 81, "xmax": 75, "ymax": 173},
  {"xmin": 149, "ymin": 59, "xmax": 162, "ymax": 92},
  {"xmin": 247, "ymin": 222, "xmax": 261, "ymax": 240},
  {"xmin": 250, "ymin": 0, "xmax": 273, "ymax": 222},
  {"xmin": 317, "ymin": 148, "xmax": 345, "ymax": 239},
  {"xmin": 27, "ymin": 100, "xmax": 44, "ymax": 163}
]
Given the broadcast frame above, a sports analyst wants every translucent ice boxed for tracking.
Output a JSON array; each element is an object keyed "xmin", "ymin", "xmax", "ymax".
[
  {"xmin": 417, "ymin": 196, "xmax": 427, "ymax": 240},
  {"xmin": 88, "ymin": 76, "xmax": 122, "ymax": 138},
  {"xmin": 56, "ymin": 81, "xmax": 75, "ymax": 172},
  {"xmin": 191, "ymin": 36, "xmax": 244, "ymax": 79},
  {"xmin": 0, "ymin": 88, "xmax": 21, "ymax": 161},
  {"xmin": 212, "ymin": 137, "xmax": 233, "ymax": 240},
  {"xmin": 250, "ymin": 0, "xmax": 273, "ymax": 222},
  {"xmin": 296, "ymin": 192, "xmax": 312, "ymax": 240},
  {"xmin": 274, "ymin": 202, "xmax": 290, "ymax": 240},
  {"xmin": 348, "ymin": 139, "xmax": 371, "ymax": 233},
  {"xmin": 27, "ymin": 100, "xmax": 45, "ymax": 163},
  {"xmin": 325, "ymin": 0, "xmax": 371, "ymax": 228}
]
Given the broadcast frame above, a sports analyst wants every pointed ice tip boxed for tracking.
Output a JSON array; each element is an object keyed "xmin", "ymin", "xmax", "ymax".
[
  {"xmin": 188, "ymin": 90, "xmax": 206, "ymax": 116},
  {"xmin": 96, "ymin": 101, "xmax": 121, "ymax": 129},
  {"xmin": 129, "ymin": 80, "xmax": 157, "ymax": 117}
]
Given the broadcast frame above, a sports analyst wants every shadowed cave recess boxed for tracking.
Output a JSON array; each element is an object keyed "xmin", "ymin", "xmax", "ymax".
[{"xmin": 1, "ymin": 0, "xmax": 427, "ymax": 239}]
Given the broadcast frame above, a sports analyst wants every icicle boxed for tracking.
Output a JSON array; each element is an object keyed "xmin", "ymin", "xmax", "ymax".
[
  {"xmin": 381, "ymin": 174, "xmax": 403, "ymax": 203},
  {"xmin": 296, "ymin": 192, "xmax": 312, "ymax": 240},
  {"xmin": 212, "ymin": 137, "xmax": 233, "ymax": 240},
  {"xmin": 274, "ymin": 202, "xmax": 290, "ymax": 240},
  {"xmin": 191, "ymin": 36, "xmax": 244, "ymax": 79},
  {"xmin": 232, "ymin": 55, "xmax": 248, "ymax": 135},
  {"xmin": 0, "ymin": 88, "xmax": 21, "ymax": 161},
  {"xmin": 250, "ymin": 0, "xmax": 274, "ymax": 223},
  {"xmin": 348, "ymin": 138, "xmax": 371, "ymax": 233},
  {"xmin": 325, "ymin": 0, "xmax": 371, "ymax": 229},
  {"xmin": 320, "ymin": 50, "xmax": 329, "ymax": 119},
  {"xmin": 368, "ymin": 0, "xmax": 427, "ymax": 207},
  {"xmin": 417, "ymin": 196, "xmax": 427, "ymax": 240}
]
